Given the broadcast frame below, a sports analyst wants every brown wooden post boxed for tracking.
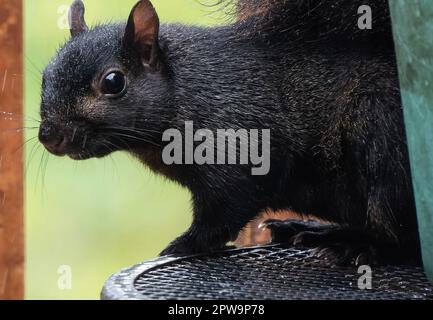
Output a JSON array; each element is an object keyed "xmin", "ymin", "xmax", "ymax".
[{"xmin": 0, "ymin": 0, "xmax": 24, "ymax": 300}]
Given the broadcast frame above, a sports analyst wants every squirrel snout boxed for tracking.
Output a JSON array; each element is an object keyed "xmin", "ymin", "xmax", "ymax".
[{"xmin": 39, "ymin": 122, "xmax": 69, "ymax": 156}]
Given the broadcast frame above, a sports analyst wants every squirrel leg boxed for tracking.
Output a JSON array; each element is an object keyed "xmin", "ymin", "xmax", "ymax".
[
  {"xmin": 263, "ymin": 219, "xmax": 407, "ymax": 266},
  {"xmin": 160, "ymin": 200, "xmax": 256, "ymax": 256}
]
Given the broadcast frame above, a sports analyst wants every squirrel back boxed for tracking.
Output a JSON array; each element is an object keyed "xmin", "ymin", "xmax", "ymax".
[{"xmin": 223, "ymin": 0, "xmax": 394, "ymax": 47}]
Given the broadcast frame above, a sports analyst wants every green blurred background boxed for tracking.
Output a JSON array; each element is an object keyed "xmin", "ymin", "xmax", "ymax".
[{"xmin": 24, "ymin": 0, "xmax": 225, "ymax": 300}]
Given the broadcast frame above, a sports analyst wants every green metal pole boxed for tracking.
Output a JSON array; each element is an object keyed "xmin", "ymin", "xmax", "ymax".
[{"xmin": 389, "ymin": 0, "xmax": 433, "ymax": 282}]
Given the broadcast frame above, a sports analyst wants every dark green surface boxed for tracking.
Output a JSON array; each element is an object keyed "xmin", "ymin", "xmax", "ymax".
[{"xmin": 390, "ymin": 0, "xmax": 433, "ymax": 282}]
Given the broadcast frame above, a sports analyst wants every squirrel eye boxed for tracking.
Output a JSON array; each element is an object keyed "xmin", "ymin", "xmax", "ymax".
[{"xmin": 100, "ymin": 71, "xmax": 126, "ymax": 97}]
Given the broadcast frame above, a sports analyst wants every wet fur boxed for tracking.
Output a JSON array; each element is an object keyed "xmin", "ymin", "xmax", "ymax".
[{"xmin": 41, "ymin": 0, "xmax": 420, "ymax": 263}]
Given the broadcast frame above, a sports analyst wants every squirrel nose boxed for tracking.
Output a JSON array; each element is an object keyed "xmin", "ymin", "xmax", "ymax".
[{"xmin": 38, "ymin": 122, "xmax": 67, "ymax": 155}]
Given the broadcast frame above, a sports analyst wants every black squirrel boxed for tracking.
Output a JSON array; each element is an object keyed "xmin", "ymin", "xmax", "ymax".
[{"xmin": 39, "ymin": 0, "xmax": 421, "ymax": 265}]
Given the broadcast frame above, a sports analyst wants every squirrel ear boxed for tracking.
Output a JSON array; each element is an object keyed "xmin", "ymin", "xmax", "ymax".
[
  {"xmin": 123, "ymin": 0, "xmax": 160, "ymax": 70},
  {"xmin": 69, "ymin": 0, "xmax": 88, "ymax": 37}
]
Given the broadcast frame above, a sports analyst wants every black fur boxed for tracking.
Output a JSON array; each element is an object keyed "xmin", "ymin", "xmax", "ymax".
[{"xmin": 40, "ymin": 0, "xmax": 420, "ymax": 265}]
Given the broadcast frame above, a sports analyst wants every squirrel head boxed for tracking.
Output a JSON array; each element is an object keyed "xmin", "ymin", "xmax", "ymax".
[{"xmin": 39, "ymin": 0, "xmax": 168, "ymax": 160}]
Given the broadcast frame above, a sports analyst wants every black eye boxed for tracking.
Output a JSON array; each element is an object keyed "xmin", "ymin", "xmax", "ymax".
[{"xmin": 101, "ymin": 71, "xmax": 126, "ymax": 97}]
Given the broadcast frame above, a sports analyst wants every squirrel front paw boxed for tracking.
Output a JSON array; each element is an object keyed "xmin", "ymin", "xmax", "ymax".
[
  {"xmin": 160, "ymin": 232, "xmax": 232, "ymax": 257},
  {"xmin": 262, "ymin": 219, "xmax": 408, "ymax": 266}
]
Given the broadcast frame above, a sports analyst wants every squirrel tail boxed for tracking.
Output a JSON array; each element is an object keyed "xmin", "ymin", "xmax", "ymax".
[{"xmin": 224, "ymin": 0, "xmax": 394, "ymax": 46}]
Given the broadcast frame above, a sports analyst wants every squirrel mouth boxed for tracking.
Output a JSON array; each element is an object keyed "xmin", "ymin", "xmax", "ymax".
[
  {"xmin": 68, "ymin": 147, "xmax": 113, "ymax": 160},
  {"xmin": 68, "ymin": 152, "xmax": 92, "ymax": 160}
]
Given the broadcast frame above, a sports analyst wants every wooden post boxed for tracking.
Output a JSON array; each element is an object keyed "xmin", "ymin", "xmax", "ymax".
[{"xmin": 0, "ymin": 0, "xmax": 24, "ymax": 300}]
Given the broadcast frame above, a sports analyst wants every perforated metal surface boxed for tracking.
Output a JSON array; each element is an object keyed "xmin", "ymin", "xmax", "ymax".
[{"xmin": 102, "ymin": 245, "xmax": 433, "ymax": 300}]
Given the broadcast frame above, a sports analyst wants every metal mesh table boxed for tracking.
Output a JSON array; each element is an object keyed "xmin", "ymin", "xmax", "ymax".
[{"xmin": 101, "ymin": 245, "xmax": 433, "ymax": 300}]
